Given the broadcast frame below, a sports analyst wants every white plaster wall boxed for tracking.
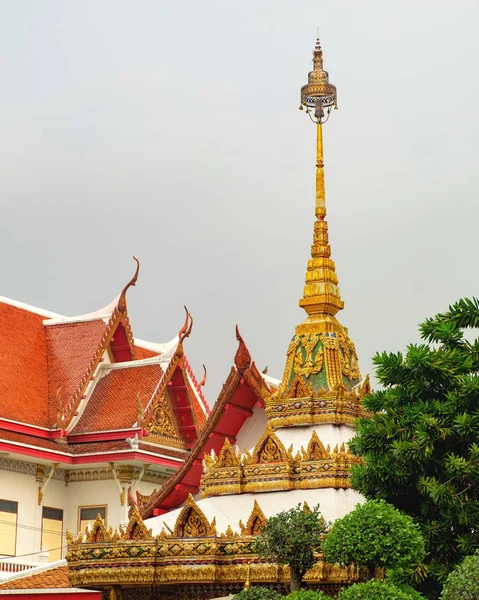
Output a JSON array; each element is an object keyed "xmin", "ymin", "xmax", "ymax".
[
  {"xmin": 0, "ymin": 468, "xmax": 164, "ymax": 562},
  {"xmin": 275, "ymin": 424, "xmax": 356, "ymax": 454},
  {"xmin": 147, "ymin": 487, "xmax": 364, "ymax": 535},
  {"xmin": 235, "ymin": 405, "xmax": 267, "ymax": 453}
]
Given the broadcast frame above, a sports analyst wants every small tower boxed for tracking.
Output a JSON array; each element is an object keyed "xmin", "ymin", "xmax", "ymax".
[{"xmin": 267, "ymin": 34, "xmax": 370, "ymax": 428}]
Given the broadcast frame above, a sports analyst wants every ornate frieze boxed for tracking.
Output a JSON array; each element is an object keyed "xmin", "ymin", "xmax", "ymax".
[
  {"xmin": 200, "ymin": 429, "xmax": 360, "ymax": 498},
  {"xmin": 66, "ymin": 495, "xmax": 365, "ymax": 591},
  {"xmin": 0, "ymin": 457, "xmax": 66, "ymax": 480}
]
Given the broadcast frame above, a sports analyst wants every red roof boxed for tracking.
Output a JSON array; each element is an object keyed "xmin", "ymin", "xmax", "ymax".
[
  {"xmin": 0, "ymin": 296, "xmax": 208, "ymax": 467},
  {"xmin": 45, "ymin": 320, "xmax": 108, "ymax": 425},
  {"xmin": 71, "ymin": 363, "xmax": 162, "ymax": 433},
  {"xmin": 0, "ymin": 302, "xmax": 49, "ymax": 427}
]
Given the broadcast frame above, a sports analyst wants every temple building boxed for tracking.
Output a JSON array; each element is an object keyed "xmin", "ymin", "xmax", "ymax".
[
  {"xmin": 60, "ymin": 35, "xmax": 371, "ymax": 599},
  {"xmin": 0, "ymin": 258, "xmax": 208, "ymax": 572}
]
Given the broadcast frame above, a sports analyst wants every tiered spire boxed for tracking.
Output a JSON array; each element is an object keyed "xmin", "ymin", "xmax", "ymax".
[
  {"xmin": 266, "ymin": 34, "xmax": 369, "ymax": 428},
  {"xmin": 298, "ymin": 121, "xmax": 344, "ymax": 316}
]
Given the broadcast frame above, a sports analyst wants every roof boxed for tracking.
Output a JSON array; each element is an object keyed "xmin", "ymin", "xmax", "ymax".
[
  {"xmin": 0, "ymin": 301, "xmax": 50, "ymax": 427},
  {"xmin": 45, "ymin": 320, "xmax": 108, "ymax": 426},
  {"xmin": 70, "ymin": 362, "xmax": 162, "ymax": 433},
  {"xmin": 141, "ymin": 328, "xmax": 272, "ymax": 518},
  {"xmin": 0, "ymin": 282, "xmax": 208, "ymax": 467},
  {"xmin": 0, "ymin": 562, "xmax": 69, "ymax": 590}
]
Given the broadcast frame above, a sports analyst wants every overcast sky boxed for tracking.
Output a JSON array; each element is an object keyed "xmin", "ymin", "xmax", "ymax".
[{"xmin": 1, "ymin": 1, "xmax": 478, "ymax": 400}]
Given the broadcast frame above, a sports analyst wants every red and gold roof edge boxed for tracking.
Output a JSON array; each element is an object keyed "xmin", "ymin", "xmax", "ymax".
[{"xmin": 141, "ymin": 327, "xmax": 271, "ymax": 519}]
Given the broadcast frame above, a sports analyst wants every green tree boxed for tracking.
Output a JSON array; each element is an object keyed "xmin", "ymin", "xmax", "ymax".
[
  {"xmin": 441, "ymin": 551, "xmax": 479, "ymax": 599},
  {"xmin": 322, "ymin": 500, "xmax": 425, "ymax": 579},
  {"xmin": 338, "ymin": 580, "xmax": 424, "ymax": 600},
  {"xmin": 286, "ymin": 590, "xmax": 331, "ymax": 600},
  {"xmin": 255, "ymin": 504, "xmax": 327, "ymax": 592},
  {"xmin": 232, "ymin": 587, "xmax": 282, "ymax": 600},
  {"xmin": 349, "ymin": 298, "xmax": 479, "ymax": 597}
]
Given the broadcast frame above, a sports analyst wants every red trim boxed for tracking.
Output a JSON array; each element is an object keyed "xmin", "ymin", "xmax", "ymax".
[
  {"xmin": 66, "ymin": 428, "xmax": 143, "ymax": 443},
  {"xmin": 0, "ymin": 419, "xmax": 63, "ymax": 439},
  {"xmin": 0, "ymin": 441, "xmax": 182, "ymax": 468}
]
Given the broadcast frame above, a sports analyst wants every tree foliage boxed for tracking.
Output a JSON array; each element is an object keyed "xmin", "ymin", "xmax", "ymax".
[
  {"xmin": 322, "ymin": 500, "xmax": 425, "ymax": 578},
  {"xmin": 286, "ymin": 591, "xmax": 330, "ymax": 600},
  {"xmin": 338, "ymin": 580, "xmax": 425, "ymax": 600},
  {"xmin": 255, "ymin": 504, "xmax": 327, "ymax": 592},
  {"xmin": 232, "ymin": 586, "xmax": 282, "ymax": 600},
  {"xmin": 440, "ymin": 551, "xmax": 479, "ymax": 599},
  {"xmin": 349, "ymin": 298, "xmax": 479, "ymax": 596}
]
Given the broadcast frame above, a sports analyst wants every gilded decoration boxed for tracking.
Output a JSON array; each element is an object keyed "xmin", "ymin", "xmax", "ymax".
[
  {"xmin": 239, "ymin": 500, "xmax": 267, "ymax": 535},
  {"xmin": 201, "ymin": 429, "xmax": 359, "ymax": 498},
  {"xmin": 173, "ymin": 494, "xmax": 217, "ymax": 537},
  {"xmin": 146, "ymin": 392, "xmax": 185, "ymax": 449},
  {"xmin": 67, "ymin": 494, "xmax": 365, "ymax": 590}
]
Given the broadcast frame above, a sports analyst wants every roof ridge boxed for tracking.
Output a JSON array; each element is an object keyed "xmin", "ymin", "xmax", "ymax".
[{"xmin": 0, "ymin": 296, "xmax": 63, "ymax": 319}]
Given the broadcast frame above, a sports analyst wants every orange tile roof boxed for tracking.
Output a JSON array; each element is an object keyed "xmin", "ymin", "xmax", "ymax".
[
  {"xmin": 45, "ymin": 320, "xmax": 108, "ymax": 424},
  {"xmin": 0, "ymin": 565, "xmax": 69, "ymax": 589},
  {"xmin": 0, "ymin": 302, "xmax": 50, "ymax": 427},
  {"xmin": 134, "ymin": 345, "xmax": 159, "ymax": 360},
  {"xmin": 71, "ymin": 364, "xmax": 162, "ymax": 433}
]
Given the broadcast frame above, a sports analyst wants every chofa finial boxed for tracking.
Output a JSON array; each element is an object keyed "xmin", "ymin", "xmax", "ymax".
[{"xmin": 118, "ymin": 256, "xmax": 140, "ymax": 313}]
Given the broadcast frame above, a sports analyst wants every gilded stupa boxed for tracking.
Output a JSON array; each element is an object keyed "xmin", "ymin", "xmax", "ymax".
[{"xmin": 66, "ymin": 34, "xmax": 371, "ymax": 599}]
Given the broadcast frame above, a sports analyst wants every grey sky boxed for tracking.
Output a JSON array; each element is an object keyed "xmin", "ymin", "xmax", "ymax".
[{"xmin": 1, "ymin": 1, "xmax": 478, "ymax": 400}]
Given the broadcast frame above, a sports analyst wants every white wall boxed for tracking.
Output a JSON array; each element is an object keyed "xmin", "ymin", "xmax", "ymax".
[{"xmin": 0, "ymin": 467, "xmax": 163, "ymax": 562}]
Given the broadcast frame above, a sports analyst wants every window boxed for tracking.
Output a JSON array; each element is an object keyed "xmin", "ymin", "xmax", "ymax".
[
  {"xmin": 0, "ymin": 499, "xmax": 17, "ymax": 556},
  {"xmin": 41, "ymin": 507, "xmax": 63, "ymax": 562},
  {"xmin": 78, "ymin": 506, "xmax": 107, "ymax": 534}
]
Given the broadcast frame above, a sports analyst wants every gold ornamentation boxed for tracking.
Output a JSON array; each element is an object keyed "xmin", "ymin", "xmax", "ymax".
[
  {"xmin": 124, "ymin": 505, "xmax": 153, "ymax": 540},
  {"xmin": 85, "ymin": 513, "xmax": 112, "ymax": 543},
  {"xmin": 201, "ymin": 428, "xmax": 359, "ymax": 498},
  {"xmin": 173, "ymin": 494, "xmax": 216, "ymax": 537},
  {"xmin": 240, "ymin": 500, "xmax": 267, "ymax": 536},
  {"xmin": 146, "ymin": 393, "xmax": 184, "ymax": 448}
]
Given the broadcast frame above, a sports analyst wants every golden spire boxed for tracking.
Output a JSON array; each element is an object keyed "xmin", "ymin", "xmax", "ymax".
[
  {"xmin": 298, "ymin": 33, "xmax": 342, "ymax": 316},
  {"xmin": 265, "ymin": 33, "xmax": 368, "ymax": 429}
]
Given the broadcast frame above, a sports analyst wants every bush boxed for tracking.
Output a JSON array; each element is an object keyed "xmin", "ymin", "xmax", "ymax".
[
  {"xmin": 286, "ymin": 591, "xmax": 331, "ymax": 599},
  {"xmin": 232, "ymin": 586, "xmax": 283, "ymax": 600},
  {"xmin": 441, "ymin": 551, "xmax": 479, "ymax": 599},
  {"xmin": 322, "ymin": 500, "xmax": 425, "ymax": 578},
  {"xmin": 338, "ymin": 580, "xmax": 424, "ymax": 600}
]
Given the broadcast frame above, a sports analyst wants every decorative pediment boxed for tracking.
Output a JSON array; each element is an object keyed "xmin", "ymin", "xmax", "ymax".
[
  {"xmin": 247, "ymin": 427, "xmax": 288, "ymax": 465},
  {"xmin": 146, "ymin": 394, "xmax": 183, "ymax": 448},
  {"xmin": 124, "ymin": 505, "xmax": 153, "ymax": 540},
  {"xmin": 85, "ymin": 514, "xmax": 112, "ymax": 543},
  {"xmin": 174, "ymin": 494, "xmax": 216, "ymax": 538},
  {"xmin": 217, "ymin": 438, "xmax": 241, "ymax": 467},
  {"xmin": 301, "ymin": 430, "xmax": 329, "ymax": 461},
  {"xmin": 240, "ymin": 500, "xmax": 268, "ymax": 536}
]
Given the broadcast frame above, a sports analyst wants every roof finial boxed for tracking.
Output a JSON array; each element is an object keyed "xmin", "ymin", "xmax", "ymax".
[{"xmin": 118, "ymin": 256, "xmax": 140, "ymax": 313}]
